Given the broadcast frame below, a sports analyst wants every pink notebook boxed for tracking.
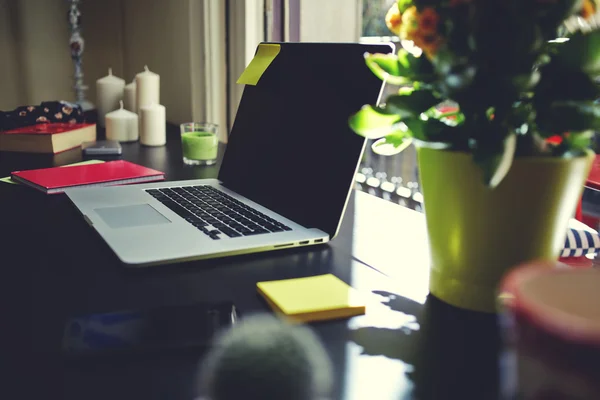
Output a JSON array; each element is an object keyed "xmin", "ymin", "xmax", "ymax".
[{"xmin": 11, "ymin": 160, "xmax": 165, "ymax": 194}]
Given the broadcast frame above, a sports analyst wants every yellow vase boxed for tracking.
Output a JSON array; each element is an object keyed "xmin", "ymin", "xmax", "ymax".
[{"xmin": 417, "ymin": 147, "xmax": 594, "ymax": 313}]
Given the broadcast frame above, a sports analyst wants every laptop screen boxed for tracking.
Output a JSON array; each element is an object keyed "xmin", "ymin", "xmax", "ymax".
[{"xmin": 218, "ymin": 42, "xmax": 394, "ymax": 238}]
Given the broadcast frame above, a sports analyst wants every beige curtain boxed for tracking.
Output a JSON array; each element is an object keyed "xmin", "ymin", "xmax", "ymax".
[
  {"xmin": 0, "ymin": 0, "xmax": 217, "ymax": 133},
  {"xmin": 0, "ymin": 0, "xmax": 73, "ymax": 110}
]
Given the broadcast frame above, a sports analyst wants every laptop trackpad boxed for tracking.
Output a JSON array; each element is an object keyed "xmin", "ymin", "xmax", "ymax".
[{"xmin": 95, "ymin": 204, "xmax": 171, "ymax": 229}]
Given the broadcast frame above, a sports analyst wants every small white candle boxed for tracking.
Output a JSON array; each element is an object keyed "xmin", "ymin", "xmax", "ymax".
[
  {"xmin": 135, "ymin": 65, "xmax": 160, "ymax": 114},
  {"xmin": 140, "ymin": 103, "xmax": 166, "ymax": 146},
  {"xmin": 96, "ymin": 68, "xmax": 125, "ymax": 128},
  {"xmin": 105, "ymin": 101, "xmax": 139, "ymax": 142},
  {"xmin": 123, "ymin": 80, "xmax": 136, "ymax": 112}
]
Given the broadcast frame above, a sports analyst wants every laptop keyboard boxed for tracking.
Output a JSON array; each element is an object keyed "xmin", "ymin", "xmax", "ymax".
[{"xmin": 146, "ymin": 185, "xmax": 292, "ymax": 240}]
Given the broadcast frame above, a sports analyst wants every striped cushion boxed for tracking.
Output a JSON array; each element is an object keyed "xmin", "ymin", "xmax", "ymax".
[{"xmin": 561, "ymin": 227, "xmax": 600, "ymax": 257}]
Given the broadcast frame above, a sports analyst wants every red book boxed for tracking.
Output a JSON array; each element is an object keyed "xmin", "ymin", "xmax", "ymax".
[
  {"xmin": 11, "ymin": 160, "xmax": 165, "ymax": 194},
  {"xmin": 0, "ymin": 123, "xmax": 96, "ymax": 153}
]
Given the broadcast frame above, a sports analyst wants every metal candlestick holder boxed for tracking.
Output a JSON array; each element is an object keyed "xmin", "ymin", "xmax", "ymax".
[{"xmin": 67, "ymin": 0, "xmax": 93, "ymax": 111}]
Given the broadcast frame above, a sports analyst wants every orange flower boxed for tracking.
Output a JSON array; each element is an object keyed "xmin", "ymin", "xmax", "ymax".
[
  {"xmin": 385, "ymin": 3, "xmax": 403, "ymax": 36},
  {"xmin": 398, "ymin": 6, "xmax": 443, "ymax": 59},
  {"xmin": 412, "ymin": 32, "xmax": 444, "ymax": 59},
  {"xmin": 401, "ymin": 6, "xmax": 420, "ymax": 35},
  {"xmin": 546, "ymin": 135, "xmax": 563, "ymax": 145},
  {"xmin": 580, "ymin": 0, "xmax": 597, "ymax": 20}
]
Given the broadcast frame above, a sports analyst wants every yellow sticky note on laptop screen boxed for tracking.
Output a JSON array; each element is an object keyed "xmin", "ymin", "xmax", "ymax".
[
  {"xmin": 257, "ymin": 274, "xmax": 366, "ymax": 323},
  {"xmin": 236, "ymin": 43, "xmax": 281, "ymax": 85}
]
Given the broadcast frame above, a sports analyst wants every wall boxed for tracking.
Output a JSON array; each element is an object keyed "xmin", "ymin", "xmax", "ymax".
[
  {"xmin": 0, "ymin": 0, "xmax": 23, "ymax": 109},
  {"xmin": 17, "ymin": 0, "xmax": 74, "ymax": 105},
  {"xmin": 80, "ymin": 0, "xmax": 126, "ymax": 103},
  {"xmin": 299, "ymin": 0, "xmax": 362, "ymax": 42},
  {"xmin": 196, "ymin": 0, "xmax": 228, "ymax": 141},
  {"xmin": 227, "ymin": 0, "xmax": 263, "ymax": 133},
  {"xmin": 0, "ymin": 0, "xmax": 203, "ymax": 129},
  {"xmin": 0, "ymin": 0, "xmax": 73, "ymax": 110},
  {"xmin": 121, "ymin": 0, "xmax": 193, "ymax": 125}
]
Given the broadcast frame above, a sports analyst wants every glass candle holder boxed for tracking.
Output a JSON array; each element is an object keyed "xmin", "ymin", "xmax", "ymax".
[{"xmin": 180, "ymin": 122, "xmax": 219, "ymax": 165}]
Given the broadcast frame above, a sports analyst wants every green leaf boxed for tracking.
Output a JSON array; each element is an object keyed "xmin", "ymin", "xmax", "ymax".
[
  {"xmin": 365, "ymin": 54, "xmax": 412, "ymax": 85},
  {"xmin": 364, "ymin": 50, "xmax": 436, "ymax": 85},
  {"xmin": 403, "ymin": 118, "xmax": 454, "ymax": 148},
  {"xmin": 563, "ymin": 130, "xmax": 594, "ymax": 152},
  {"xmin": 397, "ymin": 0, "xmax": 413, "ymax": 13},
  {"xmin": 538, "ymin": 100, "xmax": 600, "ymax": 133},
  {"xmin": 474, "ymin": 133, "xmax": 517, "ymax": 188},
  {"xmin": 384, "ymin": 88, "xmax": 441, "ymax": 117},
  {"xmin": 444, "ymin": 66, "xmax": 477, "ymax": 91},
  {"xmin": 507, "ymin": 101, "xmax": 536, "ymax": 135},
  {"xmin": 508, "ymin": 71, "xmax": 541, "ymax": 93},
  {"xmin": 397, "ymin": 49, "xmax": 435, "ymax": 76},
  {"xmin": 429, "ymin": 108, "xmax": 465, "ymax": 126},
  {"xmin": 349, "ymin": 105, "xmax": 402, "ymax": 139},
  {"xmin": 432, "ymin": 49, "xmax": 477, "ymax": 98},
  {"xmin": 554, "ymin": 30, "xmax": 600, "ymax": 75},
  {"xmin": 371, "ymin": 133, "xmax": 413, "ymax": 156}
]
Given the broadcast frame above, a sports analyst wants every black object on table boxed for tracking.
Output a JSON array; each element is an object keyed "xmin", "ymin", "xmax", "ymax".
[{"xmin": 0, "ymin": 136, "xmax": 505, "ymax": 400}]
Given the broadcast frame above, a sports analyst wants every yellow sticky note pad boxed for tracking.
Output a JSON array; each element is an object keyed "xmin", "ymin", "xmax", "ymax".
[
  {"xmin": 257, "ymin": 274, "xmax": 366, "ymax": 323},
  {"xmin": 237, "ymin": 43, "xmax": 281, "ymax": 85},
  {"xmin": 0, "ymin": 176, "xmax": 17, "ymax": 185},
  {"xmin": 60, "ymin": 159, "xmax": 105, "ymax": 167}
]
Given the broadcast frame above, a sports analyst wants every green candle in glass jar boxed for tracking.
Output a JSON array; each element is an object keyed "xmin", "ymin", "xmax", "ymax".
[{"xmin": 180, "ymin": 129, "xmax": 218, "ymax": 165}]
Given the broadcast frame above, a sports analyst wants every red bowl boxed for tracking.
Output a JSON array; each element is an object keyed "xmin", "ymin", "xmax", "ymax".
[{"xmin": 499, "ymin": 261, "xmax": 600, "ymax": 399}]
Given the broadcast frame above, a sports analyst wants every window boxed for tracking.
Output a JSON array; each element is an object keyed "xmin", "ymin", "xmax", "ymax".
[
  {"xmin": 227, "ymin": 0, "xmax": 422, "ymax": 210},
  {"xmin": 357, "ymin": 0, "xmax": 422, "ymax": 211},
  {"xmin": 362, "ymin": 0, "xmax": 397, "ymax": 38}
]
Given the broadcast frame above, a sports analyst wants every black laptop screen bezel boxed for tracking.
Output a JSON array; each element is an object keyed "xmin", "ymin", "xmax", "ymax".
[{"xmin": 218, "ymin": 42, "xmax": 394, "ymax": 239}]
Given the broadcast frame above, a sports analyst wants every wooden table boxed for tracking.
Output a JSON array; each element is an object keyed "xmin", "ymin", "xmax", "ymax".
[{"xmin": 0, "ymin": 136, "xmax": 504, "ymax": 400}]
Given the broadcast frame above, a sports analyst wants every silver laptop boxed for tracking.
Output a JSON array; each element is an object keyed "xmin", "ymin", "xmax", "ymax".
[{"xmin": 65, "ymin": 42, "xmax": 394, "ymax": 267}]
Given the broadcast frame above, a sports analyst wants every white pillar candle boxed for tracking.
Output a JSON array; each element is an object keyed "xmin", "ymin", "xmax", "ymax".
[
  {"xmin": 135, "ymin": 65, "xmax": 160, "ymax": 114},
  {"xmin": 140, "ymin": 103, "xmax": 166, "ymax": 146},
  {"xmin": 105, "ymin": 101, "xmax": 139, "ymax": 142},
  {"xmin": 123, "ymin": 80, "xmax": 137, "ymax": 112},
  {"xmin": 96, "ymin": 68, "xmax": 125, "ymax": 128}
]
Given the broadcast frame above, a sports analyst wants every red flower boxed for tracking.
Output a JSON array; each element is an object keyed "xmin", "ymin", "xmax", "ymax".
[
  {"xmin": 437, "ymin": 105, "xmax": 459, "ymax": 120},
  {"xmin": 546, "ymin": 135, "xmax": 563, "ymax": 144},
  {"xmin": 419, "ymin": 8, "xmax": 439, "ymax": 35}
]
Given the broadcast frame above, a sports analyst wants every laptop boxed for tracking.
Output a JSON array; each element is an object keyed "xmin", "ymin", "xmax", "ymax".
[{"xmin": 65, "ymin": 42, "xmax": 394, "ymax": 267}]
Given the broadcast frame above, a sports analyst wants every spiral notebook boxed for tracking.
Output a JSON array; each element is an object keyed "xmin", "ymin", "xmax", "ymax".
[{"xmin": 11, "ymin": 160, "xmax": 165, "ymax": 194}]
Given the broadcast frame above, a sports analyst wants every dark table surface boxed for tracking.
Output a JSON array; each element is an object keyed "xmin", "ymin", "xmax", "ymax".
[{"xmin": 0, "ymin": 135, "xmax": 504, "ymax": 400}]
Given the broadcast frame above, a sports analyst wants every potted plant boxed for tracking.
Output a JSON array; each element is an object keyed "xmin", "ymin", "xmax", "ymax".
[{"xmin": 349, "ymin": 0, "xmax": 599, "ymax": 312}]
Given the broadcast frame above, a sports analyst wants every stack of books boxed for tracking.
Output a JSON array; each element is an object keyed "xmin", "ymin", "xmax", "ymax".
[{"xmin": 0, "ymin": 123, "xmax": 96, "ymax": 154}]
